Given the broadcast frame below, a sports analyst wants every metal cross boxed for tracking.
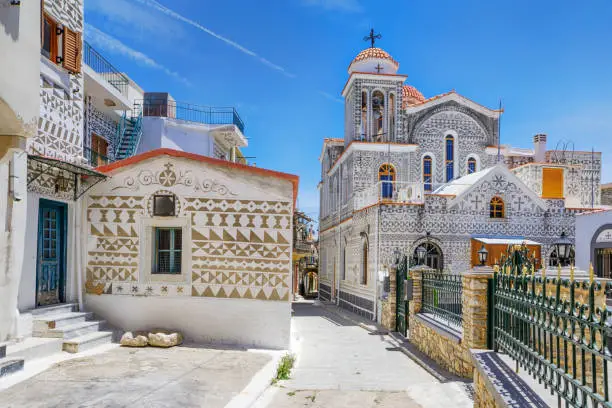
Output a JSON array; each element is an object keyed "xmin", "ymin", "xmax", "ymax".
[
  {"xmin": 363, "ymin": 28, "xmax": 382, "ymax": 48},
  {"xmin": 375, "ymin": 63, "xmax": 384, "ymax": 73}
]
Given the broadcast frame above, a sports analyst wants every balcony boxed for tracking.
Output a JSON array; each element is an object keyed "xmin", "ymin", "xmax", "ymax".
[
  {"xmin": 354, "ymin": 181, "xmax": 426, "ymax": 210},
  {"xmin": 294, "ymin": 240, "xmax": 313, "ymax": 253},
  {"xmin": 83, "ymin": 42, "xmax": 131, "ymax": 115},
  {"xmin": 137, "ymin": 99, "xmax": 245, "ymax": 134}
]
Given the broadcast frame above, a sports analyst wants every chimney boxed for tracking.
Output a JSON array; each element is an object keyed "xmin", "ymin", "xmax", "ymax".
[{"xmin": 533, "ymin": 134, "xmax": 547, "ymax": 162}]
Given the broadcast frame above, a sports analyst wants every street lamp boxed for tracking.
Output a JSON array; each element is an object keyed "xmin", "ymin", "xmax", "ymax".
[
  {"xmin": 554, "ymin": 231, "xmax": 573, "ymax": 266},
  {"xmin": 416, "ymin": 245, "xmax": 427, "ymax": 266},
  {"xmin": 393, "ymin": 248, "xmax": 402, "ymax": 265},
  {"xmin": 478, "ymin": 244, "xmax": 489, "ymax": 266}
]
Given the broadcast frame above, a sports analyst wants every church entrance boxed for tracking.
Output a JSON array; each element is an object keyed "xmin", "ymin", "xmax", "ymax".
[{"xmin": 412, "ymin": 242, "xmax": 443, "ymax": 271}]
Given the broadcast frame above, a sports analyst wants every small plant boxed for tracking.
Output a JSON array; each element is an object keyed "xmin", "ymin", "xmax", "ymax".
[{"xmin": 271, "ymin": 353, "xmax": 295, "ymax": 384}]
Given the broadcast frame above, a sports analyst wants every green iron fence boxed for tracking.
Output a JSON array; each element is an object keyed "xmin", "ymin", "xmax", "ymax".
[
  {"xmin": 422, "ymin": 272, "xmax": 463, "ymax": 328},
  {"xmin": 493, "ymin": 272, "xmax": 612, "ymax": 408}
]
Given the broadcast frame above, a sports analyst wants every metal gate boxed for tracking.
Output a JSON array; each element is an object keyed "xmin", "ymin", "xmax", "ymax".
[{"xmin": 396, "ymin": 255, "xmax": 408, "ymax": 336}]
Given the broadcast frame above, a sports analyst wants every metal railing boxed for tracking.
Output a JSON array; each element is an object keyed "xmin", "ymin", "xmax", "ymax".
[
  {"xmin": 135, "ymin": 99, "xmax": 245, "ymax": 133},
  {"xmin": 84, "ymin": 147, "xmax": 110, "ymax": 167},
  {"xmin": 421, "ymin": 272, "xmax": 463, "ymax": 328},
  {"xmin": 493, "ymin": 273, "xmax": 612, "ymax": 407},
  {"xmin": 353, "ymin": 181, "xmax": 426, "ymax": 210},
  {"xmin": 83, "ymin": 42, "xmax": 129, "ymax": 96}
]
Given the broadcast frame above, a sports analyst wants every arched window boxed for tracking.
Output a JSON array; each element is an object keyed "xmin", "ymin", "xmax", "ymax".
[
  {"xmin": 467, "ymin": 157, "xmax": 477, "ymax": 174},
  {"xmin": 490, "ymin": 196, "xmax": 505, "ymax": 218},
  {"xmin": 412, "ymin": 242, "xmax": 443, "ymax": 270},
  {"xmin": 379, "ymin": 163, "xmax": 396, "ymax": 199},
  {"xmin": 360, "ymin": 91, "xmax": 368, "ymax": 141},
  {"xmin": 423, "ymin": 156, "xmax": 433, "ymax": 192},
  {"xmin": 361, "ymin": 238, "xmax": 368, "ymax": 285},
  {"xmin": 372, "ymin": 91, "xmax": 385, "ymax": 141},
  {"xmin": 445, "ymin": 135, "xmax": 454, "ymax": 182}
]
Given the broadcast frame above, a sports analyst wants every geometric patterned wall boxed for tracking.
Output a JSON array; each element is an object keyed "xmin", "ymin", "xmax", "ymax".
[
  {"xmin": 85, "ymin": 157, "xmax": 294, "ymax": 302},
  {"xmin": 29, "ymin": 0, "xmax": 85, "ymax": 164}
]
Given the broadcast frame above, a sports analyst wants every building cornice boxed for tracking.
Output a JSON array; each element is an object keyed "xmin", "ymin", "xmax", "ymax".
[
  {"xmin": 327, "ymin": 141, "xmax": 418, "ymax": 176},
  {"xmin": 341, "ymin": 72, "xmax": 408, "ymax": 97}
]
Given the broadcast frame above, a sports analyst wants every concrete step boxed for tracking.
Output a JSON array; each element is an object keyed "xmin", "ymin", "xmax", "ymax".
[
  {"xmin": 30, "ymin": 303, "xmax": 78, "ymax": 317},
  {"xmin": 0, "ymin": 342, "xmax": 8, "ymax": 359},
  {"xmin": 33, "ymin": 312, "xmax": 93, "ymax": 333},
  {"xmin": 5, "ymin": 337, "xmax": 63, "ymax": 361},
  {"xmin": 0, "ymin": 359, "xmax": 24, "ymax": 378},
  {"xmin": 44, "ymin": 320, "xmax": 107, "ymax": 340},
  {"xmin": 63, "ymin": 331, "xmax": 113, "ymax": 354}
]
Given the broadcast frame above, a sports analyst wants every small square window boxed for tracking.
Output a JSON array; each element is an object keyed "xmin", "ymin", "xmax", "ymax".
[
  {"xmin": 153, "ymin": 195, "xmax": 176, "ymax": 216},
  {"xmin": 154, "ymin": 228, "xmax": 182, "ymax": 274}
]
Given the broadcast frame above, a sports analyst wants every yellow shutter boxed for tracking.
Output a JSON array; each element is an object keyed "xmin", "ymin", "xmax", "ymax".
[
  {"xmin": 542, "ymin": 167, "xmax": 564, "ymax": 198},
  {"xmin": 63, "ymin": 28, "xmax": 82, "ymax": 73}
]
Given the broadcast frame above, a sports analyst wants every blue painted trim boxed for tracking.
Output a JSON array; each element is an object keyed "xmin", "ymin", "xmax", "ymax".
[{"xmin": 36, "ymin": 199, "xmax": 68, "ymax": 307}]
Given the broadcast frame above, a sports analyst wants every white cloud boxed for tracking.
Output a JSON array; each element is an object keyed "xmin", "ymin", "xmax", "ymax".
[
  {"xmin": 86, "ymin": 0, "xmax": 183, "ymax": 41},
  {"xmin": 318, "ymin": 90, "xmax": 343, "ymax": 103},
  {"xmin": 134, "ymin": 0, "xmax": 296, "ymax": 78},
  {"xmin": 85, "ymin": 24, "xmax": 190, "ymax": 86},
  {"xmin": 301, "ymin": 0, "xmax": 363, "ymax": 13}
]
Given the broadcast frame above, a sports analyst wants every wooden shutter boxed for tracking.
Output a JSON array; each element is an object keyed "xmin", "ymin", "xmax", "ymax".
[
  {"xmin": 542, "ymin": 167, "xmax": 564, "ymax": 198},
  {"xmin": 63, "ymin": 28, "xmax": 82, "ymax": 74}
]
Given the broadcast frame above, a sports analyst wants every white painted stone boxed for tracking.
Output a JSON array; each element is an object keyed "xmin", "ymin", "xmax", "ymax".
[
  {"xmin": 147, "ymin": 332, "xmax": 182, "ymax": 348},
  {"xmin": 120, "ymin": 332, "xmax": 148, "ymax": 347}
]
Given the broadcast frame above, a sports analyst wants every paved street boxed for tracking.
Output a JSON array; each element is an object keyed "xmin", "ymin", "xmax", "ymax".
[
  {"xmin": 264, "ymin": 302, "xmax": 472, "ymax": 408},
  {"xmin": 0, "ymin": 346, "xmax": 271, "ymax": 408}
]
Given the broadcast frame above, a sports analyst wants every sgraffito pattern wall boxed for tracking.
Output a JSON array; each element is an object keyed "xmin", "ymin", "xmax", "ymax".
[
  {"xmin": 85, "ymin": 157, "xmax": 293, "ymax": 302},
  {"xmin": 29, "ymin": 0, "xmax": 85, "ymax": 163},
  {"xmin": 84, "ymin": 97, "xmax": 118, "ymax": 159}
]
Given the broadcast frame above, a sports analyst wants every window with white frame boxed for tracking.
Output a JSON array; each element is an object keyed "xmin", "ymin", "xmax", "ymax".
[{"xmin": 153, "ymin": 228, "xmax": 182, "ymax": 274}]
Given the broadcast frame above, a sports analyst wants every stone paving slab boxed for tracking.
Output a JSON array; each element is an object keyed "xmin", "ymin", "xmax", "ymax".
[
  {"xmin": 270, "ymin": 389, "xmax": 423, "ymax": 407},
  {"xmin": 0, "ymin": 346, "xmax": 271, "ymax": 408}
]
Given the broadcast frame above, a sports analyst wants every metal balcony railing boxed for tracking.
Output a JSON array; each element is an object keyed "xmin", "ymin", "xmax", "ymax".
[
  {"xmin": 353, "ymin": 181, "xmax": 426, "ymax": 210},
  {"xmin": 135, "ymin": 99, "xmax": 245, "ymax": 134},
  {"xmin": 84, "ymin": 42, "xmax": 129, "ymax": 96}
]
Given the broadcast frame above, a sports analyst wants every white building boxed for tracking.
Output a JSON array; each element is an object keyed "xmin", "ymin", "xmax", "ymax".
[{"xmin": 318, "ymin": 38, "xmax": 608, "ymax": 320}]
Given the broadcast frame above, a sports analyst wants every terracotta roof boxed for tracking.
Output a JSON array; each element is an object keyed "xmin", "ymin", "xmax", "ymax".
[
  {"xmin": 402, "ymin": 85, "xmax": 425, "ymax": 108},
  {"xmin": 349, "ymin": 47, "xmax": 399, "ymax": 69},
  {"xmin": 406, "ymin": 90, "xmax": 504, "ymax": 113},
  {"xmin": 95, "ymin": 148, "xmax": 299, "ymax": 207}
]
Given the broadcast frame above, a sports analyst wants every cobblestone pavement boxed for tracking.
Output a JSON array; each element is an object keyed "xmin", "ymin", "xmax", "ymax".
[
  {"xmin": 0, "ymin": 346, "xmax": 271, "ymax": 408},
  {"xmin": 264, "ymin": 302, "xmax": 472, "ymax": 408}
]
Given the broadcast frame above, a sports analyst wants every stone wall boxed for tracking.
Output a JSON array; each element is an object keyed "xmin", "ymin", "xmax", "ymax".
[
  {"xmin": 473, "ymin": 368, "xmax": 497, "ymax": 408},
  {"xmin": 408, "ymin": 269, "xmax": 494, "ymax": 379}
]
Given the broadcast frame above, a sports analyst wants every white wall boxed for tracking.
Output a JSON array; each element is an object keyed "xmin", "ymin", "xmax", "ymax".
[
  {"xmin": 0, "ymin": 0, "xmax": 40, "ymax": 138},
  {"xmin": 19, "ymin": 193, "xmax": 78, "ymax": 312},
  {"xmin": 139, "ymin": 117, "xmax": 214, "ymax": 157},
  {"xmin": 575, "ymin": 211, "xmax": 612, "ymax": 271},
  {"xmin": 85, "ymin": 294, "xmax": 291, "ymax": 350},
  {"xmin": 0, "ymin": 152, "xmax": 28, "ymax": 340}
]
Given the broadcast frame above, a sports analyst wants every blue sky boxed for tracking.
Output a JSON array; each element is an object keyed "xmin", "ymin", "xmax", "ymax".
[{"xmin": 85, "ymin": 0, "xmax": 612, "ymax": 222}]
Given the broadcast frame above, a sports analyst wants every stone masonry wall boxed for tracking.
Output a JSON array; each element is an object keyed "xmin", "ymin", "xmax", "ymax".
[{"xmin": 473, "ymin": 369, "xmax": 498, "ymax": 408}]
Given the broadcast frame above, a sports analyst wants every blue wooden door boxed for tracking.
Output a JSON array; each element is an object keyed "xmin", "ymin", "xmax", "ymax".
[{"xmin": 36, "ymin": 200, "xmax": 66, "ymax": 306}]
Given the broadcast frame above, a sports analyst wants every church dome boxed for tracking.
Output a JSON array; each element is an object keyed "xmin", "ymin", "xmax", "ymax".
[
  {"xmin": 402, "ymin": 84, "xmax": 425, "ymax": 108},
  {"xmin": 348, "ymin": 47, "xmax": 399, "ymax": 75}
]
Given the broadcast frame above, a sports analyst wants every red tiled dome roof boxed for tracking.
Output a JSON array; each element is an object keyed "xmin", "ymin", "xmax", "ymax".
[
  {"xmin": 402, "ymin": 85, "xmax": 425, "ymax": 108},
  {"xmin": 349, "ymin": 47, "xmax": 399, "ymax": 69}
]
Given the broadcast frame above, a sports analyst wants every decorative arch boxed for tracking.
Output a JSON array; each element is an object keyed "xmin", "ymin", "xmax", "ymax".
[
  {"xmin": 411, "ymin": 108, "xmax": 490, "ymax": 146},
  {"xmin": 379, "ymin": 163, "xmax": 396, "ymax": 199},
  {"xmin": 360, "ymin": 90, "xmax": 368, "ymax": 141},
  {"xmin": 372, "ymin": 90, "xmax": 385, "ymax": 141},
  {"xmin": 445, "ymin": 134, "xmax": 455, "ymax": 182},
  {"xmin": 490, "ymin": 196, "xmax": 505, "ymax": 218},
  {"xmin": 591, "ymin": 224, "xmax": 612, "ymax": 278},
  {"xmin": 467, "ymin": 156, "xmax": 478, "ymax": 174},
  {"xmin": 410, "ymin": 238, "xmax": 444, "ymax": 271}
]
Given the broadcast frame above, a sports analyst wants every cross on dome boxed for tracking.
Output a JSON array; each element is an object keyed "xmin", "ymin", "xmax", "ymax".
[{"xmin": 363, "ymin": 29, "xmax": 382, "ymax": 48}]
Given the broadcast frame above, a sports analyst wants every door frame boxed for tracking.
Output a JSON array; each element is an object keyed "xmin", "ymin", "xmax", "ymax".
[{"xmin": 36, "ymin": 199, "xmax": 68, "ymax": 307}]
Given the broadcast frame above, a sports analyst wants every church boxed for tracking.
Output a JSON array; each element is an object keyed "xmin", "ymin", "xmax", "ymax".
[{"xmin": 318, "ymin": 33, "xmax": 606, "ymax": 320}]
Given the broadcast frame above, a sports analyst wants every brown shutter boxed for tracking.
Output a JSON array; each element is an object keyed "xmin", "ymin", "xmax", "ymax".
[{"xmin": 63, "ymin": 28, "xmax": 82, "ymax": 74}]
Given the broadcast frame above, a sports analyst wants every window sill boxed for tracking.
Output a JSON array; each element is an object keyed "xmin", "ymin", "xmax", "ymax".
[
  {"xmin": 149, "ymin": 273, "xmax": 185, "ymax": 283},
  {"xmin": 40, "ymin": 55, "xmax": 71, "ymax": 93}
]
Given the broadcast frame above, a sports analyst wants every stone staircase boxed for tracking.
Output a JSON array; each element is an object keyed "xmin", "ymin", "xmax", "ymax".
[{"xmin": 31, "ymin": 303, "xmax": 112, "ymax": 354}]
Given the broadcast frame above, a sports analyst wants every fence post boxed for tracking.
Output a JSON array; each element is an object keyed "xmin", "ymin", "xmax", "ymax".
[
  {"xmin": 380, "ymin": 265, "xmax": 397, "ymax": 331},
  {"xmin": 462, "ymin": 269, "xmax": 494, "ymax": 350},
  {"xmin": 408, "ymin": 268, "xmax": 423, "ymax": 315}
]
